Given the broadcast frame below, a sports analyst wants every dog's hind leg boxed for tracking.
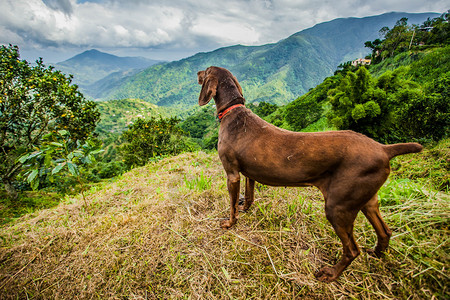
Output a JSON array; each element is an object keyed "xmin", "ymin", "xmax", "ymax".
[
  {"xmin": 361, "ymin": 193, "xmax": 392, "ymax": 257},
  {"xmin": 315, "ymin": 203, "xmax": 360, "ymax": 283},
  {"xmin": 221, "ymin": 171, "xmax": 241, "ymax": 229},
  {"xmin": 239, "ymin": 177, "xmax": 255, "ymax": 212}
]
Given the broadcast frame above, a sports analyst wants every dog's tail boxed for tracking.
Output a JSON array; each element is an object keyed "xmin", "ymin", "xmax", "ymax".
[{"xmin": 383, "ymin": 143, "xmax": 423, "ymax": 160}]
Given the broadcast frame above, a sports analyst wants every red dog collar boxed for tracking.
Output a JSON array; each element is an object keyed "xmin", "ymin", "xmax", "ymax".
[{"xmin": 218, "ymin": 104, "xmax": 245, "ymax": 122}]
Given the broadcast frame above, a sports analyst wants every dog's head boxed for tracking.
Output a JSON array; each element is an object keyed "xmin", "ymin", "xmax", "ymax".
[{"xmin": 197, "ymin": 66, "xmax": 243, "ymax": 106}]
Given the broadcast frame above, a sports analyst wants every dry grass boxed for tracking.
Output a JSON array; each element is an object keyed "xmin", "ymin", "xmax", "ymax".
[{"xmin": 0, "ymin": 151, "xmax": 448, "ymax": 299}]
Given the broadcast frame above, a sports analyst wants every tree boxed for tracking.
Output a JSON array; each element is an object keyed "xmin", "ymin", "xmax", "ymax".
[
  {"xmin": 364, "ymin": 39, "xmax": 383, "ymax": 63},
  {"xmin": 379, "ymin": 18, "xmax": 412, "ymax": 58},
  {"xmin": 284, "ymin": 88, "xmax": 326, "ymax": 131},
  {"xmin": 119, "ymin": 117, "xmax": 195, "ymax": 168},
  {"xmin": 394, "ymin": 72, "xmax": 450, "ymax": 141},
  {"xmin": 426, "ymin": 11, "xmax": 450, "ymax": 45},
  {"xmin": 248, "ymin": 102, "xmax": 278, "ymax": 118},
  {"xmin": 365, "ymin": 14, "xmax": 450, "ymax": 64},
  {"xmin": 0, "ymin": 45, "xmax": 100, "ymax": 199},
  {"xmin": 327, "ymin": 67, "xmax": 389, "ymax": 140},
  {"xmin": 179, "ymin": 106, "xmax": 216, "ymax": 139}
]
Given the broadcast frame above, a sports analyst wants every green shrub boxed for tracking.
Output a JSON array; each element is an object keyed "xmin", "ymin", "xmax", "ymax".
[{"xmin": 119, "ymin": 117, "xmax": 195, "ymax": 168}]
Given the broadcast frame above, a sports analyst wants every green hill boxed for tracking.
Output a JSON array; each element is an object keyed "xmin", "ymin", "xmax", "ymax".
[
  {"xmin": 99, "ymin": 12, "xmax": 437, "ymax": 108},
  {"xmin": 266, "ymin": 44, "xmax": 450, "ymax": 143}
]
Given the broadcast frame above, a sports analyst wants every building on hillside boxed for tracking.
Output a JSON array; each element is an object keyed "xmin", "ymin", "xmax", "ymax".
[{"xmin": 351, "ymin": 58, "xmax": 371, "ymax": 67}]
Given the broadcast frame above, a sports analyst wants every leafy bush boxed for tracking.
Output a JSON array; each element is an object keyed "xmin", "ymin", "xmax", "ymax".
[
  {"xmin": 119, "ymin": 117, "xmax": 196, "ymax": 168},
  {"xmin": 179, "ymin": 107, "xmax": 216, "ymax": 139},
  {"xmin": 18, "ymin": 130, "xmax": 103, "ymax": 207},
  {"xmin": 393, "ymin": 72, "xmax": 449, "ymax": 142},
  {"xmin": 203, "ymin": 130, "xmax": 219, "ymax": 150},
  {"xmin": 327, "ymin": 67, "xmax": 389, "ymax": 139}
]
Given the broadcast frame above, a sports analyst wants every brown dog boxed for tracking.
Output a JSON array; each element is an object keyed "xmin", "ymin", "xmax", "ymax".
[{"xmin": 197, "ymin": 66, "xmax": 423, "ymax": 282}]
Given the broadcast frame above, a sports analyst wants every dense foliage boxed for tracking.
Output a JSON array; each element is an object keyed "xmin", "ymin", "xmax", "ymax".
[
  {"xmin": 0, "ymin": 45, "xmax": 100, "ymax": 198},
  {"xmin": 327, "ymin": 67, "xmax": 387, "ymax": 139},
  {"xmin": 119, "ymin": 117, "xmax": 195, "ymax": 168},
  {"xmin": 280, "ymin": 77, "xmax": 337, "ymax": 131},
  {"xmin": 247, "ymin": 102, "xmax": 279, "ymax": 118}
]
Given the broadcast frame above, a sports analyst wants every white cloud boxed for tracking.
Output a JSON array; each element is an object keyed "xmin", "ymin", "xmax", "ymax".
[{"xmin": 0, "ymin": 0, "xmax": 447, "ymax": 62}]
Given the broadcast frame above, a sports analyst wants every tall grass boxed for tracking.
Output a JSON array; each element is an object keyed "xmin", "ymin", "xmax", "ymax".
[{"xmin": 0, "ymin": 147, "xmax": 448, "ymax": 299}]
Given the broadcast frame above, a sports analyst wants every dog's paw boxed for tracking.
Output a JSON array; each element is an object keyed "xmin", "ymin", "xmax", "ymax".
[
  {"xmin": 220, "ymin": 219, "xmax": 235, "ymax": 229},
  {"xmin": 238, "ymin": 205, "xmax": 248, "ymax": 212},
  {"xmin": 315, "ymin": 267, "xmax": 338, "ymax": 283},
  {"xmin": 365, "ymin": 247, "xmax": 385, "ymax": 258}
]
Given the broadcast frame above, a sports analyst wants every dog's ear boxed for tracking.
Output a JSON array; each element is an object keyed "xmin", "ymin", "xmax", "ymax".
[
  {"xmin": 232, "ymin": 75, "xmax": 243, "ymax": 96},
  {"xmin": 198, "ymin": 73, "xmax": 218, "ymax": 106}
]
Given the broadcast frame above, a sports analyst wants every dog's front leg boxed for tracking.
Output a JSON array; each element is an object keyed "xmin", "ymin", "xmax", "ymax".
[{"xmin": 221, "ymin": 172, "xmax": 240, "ymax": 229}]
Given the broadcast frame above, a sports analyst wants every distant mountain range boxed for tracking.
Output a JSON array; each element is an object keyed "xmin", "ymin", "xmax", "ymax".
[
  {"xmin": 54, "ymin": 49, "xmax": 163, "ymax": 97},
  {"xmin": 56, "ymin": 12, "xmax": 439, "ymax": 107}
]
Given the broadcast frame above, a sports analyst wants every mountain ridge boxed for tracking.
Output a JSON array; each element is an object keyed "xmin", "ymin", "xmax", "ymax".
[
  {"xmin": 54, "ymin": 49, "xmax": 163, "ymax": 97},
  {"xmin": 99, "ymin": 12, "xmax": 438, "ymax": 108},
  {"xmin": 59, "ymin": 49, "xmax": 161, "ymax": 69},
  {"xmin": 59, "ymin": 12, "xmax": 439, "ymax": 106}
]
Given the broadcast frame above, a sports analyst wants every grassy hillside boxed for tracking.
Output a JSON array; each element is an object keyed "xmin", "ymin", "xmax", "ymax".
[{"xmin": 0, "ymin": 145, "xmax": 448, "ymax": 298}]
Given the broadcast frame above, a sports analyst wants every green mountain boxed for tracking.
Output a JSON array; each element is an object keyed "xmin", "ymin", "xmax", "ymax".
[
  {"xmin": 54, "ymin": 49, "xmax": 163, "ymax": 98},
  {"xmin": 98, "ymin": 12, "xmax": 438, "ymax": 108}
]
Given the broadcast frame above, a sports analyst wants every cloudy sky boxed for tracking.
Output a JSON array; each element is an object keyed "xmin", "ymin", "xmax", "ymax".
[{"xmin": 0, "ymin": 0, "xmax": 447, "ymax": 63}]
